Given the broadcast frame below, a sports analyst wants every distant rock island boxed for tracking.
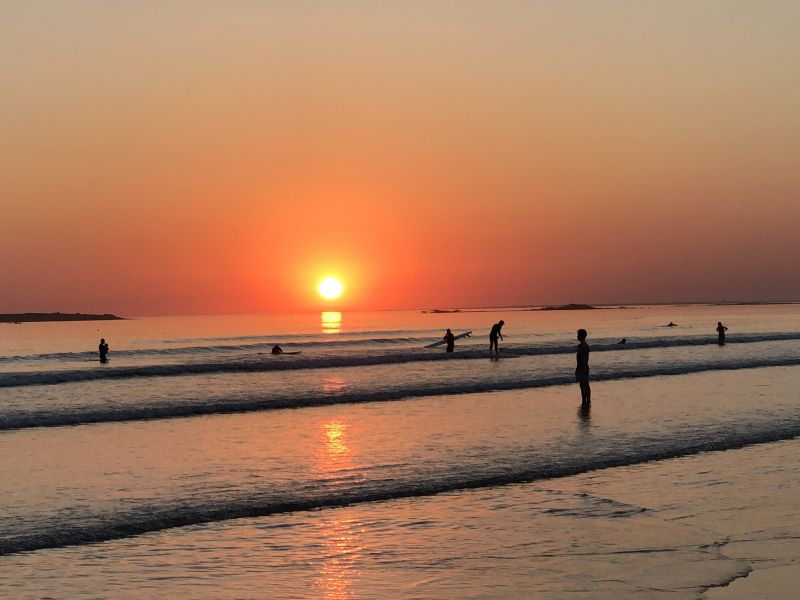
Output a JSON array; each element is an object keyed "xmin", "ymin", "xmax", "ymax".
[
  {"xmin": 534, "ymin": 304, "xmax": 598, "ymax": 311},
  {"xmin": 1, "ymin": 313, "xmax": 125, "ymax": 323}
]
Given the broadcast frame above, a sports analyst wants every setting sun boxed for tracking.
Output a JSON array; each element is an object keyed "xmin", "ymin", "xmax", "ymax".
[{"xmin": 318, "ymin": 277, "xmax": 344, "ymax": 301}]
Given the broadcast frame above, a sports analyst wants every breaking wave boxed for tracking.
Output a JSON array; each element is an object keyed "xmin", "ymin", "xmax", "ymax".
[{"xmin": 3, "ymin": 332, "xmax": 800, "ymax": 388}]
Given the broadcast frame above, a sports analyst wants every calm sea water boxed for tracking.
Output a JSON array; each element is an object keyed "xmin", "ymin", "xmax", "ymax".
[{"xmin": 1, "ymin": 304, "xmax": 799, "ymax": 598}]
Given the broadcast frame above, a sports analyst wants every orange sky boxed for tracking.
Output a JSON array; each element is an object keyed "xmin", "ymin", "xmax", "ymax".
[{"xmin": 2, "ymin": 2, "xmax": 799, "ymax": 315}]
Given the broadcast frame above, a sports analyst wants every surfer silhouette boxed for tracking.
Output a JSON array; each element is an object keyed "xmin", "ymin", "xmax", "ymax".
[
  {"xmin": 716, "ymin": 322, "xmax": 728, "ymax": 345},
  {"xmin": 271, "ymin": 345, "xmax": 283, "ymax": 355},
  {"xmin": 98, "ymin": 338, "xmax": 109, "ymax": 363},
  {"xmin": 489, "ymin": 320, "xmax": 505, "ymax": 356},
  {"xmin": 576, "ymin": 329, "xmax": 590, "ymax": 405},
  {"xmin": 666, "ymin": 322, "xmax": 677, "ymax": 327},
  {"xmin": 443, "ymin": 329, "xmax": 455, "ymax": 353}
]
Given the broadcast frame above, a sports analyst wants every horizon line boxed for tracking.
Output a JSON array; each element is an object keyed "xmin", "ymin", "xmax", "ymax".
[{"xmin": 8, "ymin": 299, "xmax": 798, "ymax": 320}]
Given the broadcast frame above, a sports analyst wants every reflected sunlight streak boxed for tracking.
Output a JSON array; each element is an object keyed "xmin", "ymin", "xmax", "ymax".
[
  {"xmin": 323, "ymin": 376, "xmax": 346, "ymax": 394},
  {"xmin": 315, "ymin": 418, "xmax": 362, "ymax": 480},
  {"xmin": 324, "ymin": 421, "xmax": 350, "ymax": 458},
  {"xmin": 321, "ymin": 311, "xmax": 342, "ymax": 334},
  {"xmin": 314, "ymin": 517, "xmax": 363, "ymax": 600},
  {"xmin": 312, "ymin": 420, "xmax": 363, "ymax": 597}
]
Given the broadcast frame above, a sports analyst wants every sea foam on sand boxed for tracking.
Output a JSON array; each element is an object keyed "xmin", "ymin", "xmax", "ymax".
[{"xmin": 555, "ymin": 438, "xmax": 800, "ymax": 599}]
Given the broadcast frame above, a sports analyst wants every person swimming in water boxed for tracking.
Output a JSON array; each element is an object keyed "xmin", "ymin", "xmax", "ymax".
[
  {"xmin": 489, "ymin": 320, "xmax": 505, "ymax": 356},
  {"xmin": 98, "ymin": 338, "xmax": 109, "ymax": 363},
  {"xmin": 716, "ymin": 322, "xmax": 728, "ymax": 345},
  {"xmin": 443, "ymin": 328, "xmax": 455, "ymax": 353},
  {"xmin": 576, "ymin": 329, "xmax": 590, "ymax": 405},
  {"xmin": 271, "ymin": 344, "xmax": 283, "ymax": 355}
]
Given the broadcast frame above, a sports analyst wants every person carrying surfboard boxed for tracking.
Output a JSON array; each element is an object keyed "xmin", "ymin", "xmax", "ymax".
[
  {"xmin": 489, "ymin": 320, "xmax": 504, "ymax": 356},
  {"xmin": 423, "ymin": 330, "xmax": 472, "ymax": 349},
  {"xmin": 443, "ymin": 329, "xmax": 455, "ymax": 353}
]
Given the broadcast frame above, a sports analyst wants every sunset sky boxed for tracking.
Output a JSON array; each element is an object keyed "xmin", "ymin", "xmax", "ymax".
[{"xmin": 2, "ymin": 1, "xmax": 799, "ymax": 315}]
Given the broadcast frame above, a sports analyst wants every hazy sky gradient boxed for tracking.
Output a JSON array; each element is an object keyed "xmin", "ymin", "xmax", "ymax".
[{"xmin": 2, "ymin": 1, "xmax": 799, "ymax": 314}]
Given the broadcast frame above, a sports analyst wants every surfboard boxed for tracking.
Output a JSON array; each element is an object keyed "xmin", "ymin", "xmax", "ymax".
[{"xmin": 424, "ymin": 331, "xmax": 472, "ymax": 349}]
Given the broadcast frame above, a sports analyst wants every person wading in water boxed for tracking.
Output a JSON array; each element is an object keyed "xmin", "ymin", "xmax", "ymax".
[{"xmin": 576, "ymin": 329, "xmax": 590, "ymax": 405}]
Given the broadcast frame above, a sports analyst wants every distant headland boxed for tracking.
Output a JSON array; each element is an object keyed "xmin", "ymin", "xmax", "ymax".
[
  {"xmin": 1, "ymin": 313, "xmax": 125, "ymax": 323},
  {"xmin": 421, "ymin": 303, "xmax": 628, "ymax": 314},
  {"xmin": 533, "ymin": 303, "xmax": 599, "ymax": 311}
]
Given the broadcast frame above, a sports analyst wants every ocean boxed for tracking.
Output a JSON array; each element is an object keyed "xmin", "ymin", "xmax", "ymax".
[{"xmin": 1, "ymin": 304, "xmax": 799, "ymax": 598}]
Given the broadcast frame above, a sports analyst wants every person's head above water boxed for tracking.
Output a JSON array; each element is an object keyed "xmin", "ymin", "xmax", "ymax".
[{"xmin": 577, "ymin": 329, "xmax": 587, "ymax": 341}]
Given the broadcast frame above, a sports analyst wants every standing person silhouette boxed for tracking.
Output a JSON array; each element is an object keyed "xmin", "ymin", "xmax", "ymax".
[
  {"xmin": 489, "ymin": 320, "xmax": 505, "ymax": 356},
  {"xmin": 716, "ymin": 322, "xmax": 728, "ymax": 345},
  {"xmin": 443, "ymin": 328, "xmax": 455, "ymax": 353},
  {"xmin": 98, "ymin": 338, "xmax": 109, "ymax": 363},
  {"xmin": 576, "ymin": 329, "xmax": 590, "ymax": 405}
]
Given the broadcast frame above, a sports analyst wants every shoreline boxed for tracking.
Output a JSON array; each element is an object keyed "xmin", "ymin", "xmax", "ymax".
[
  {"xmin": 707, "ymin": 563, "xmax": 800, "ymax": 599},
  {"xmin": 549, "ymin": 437, "xmax": 800, "ymax": 600}
]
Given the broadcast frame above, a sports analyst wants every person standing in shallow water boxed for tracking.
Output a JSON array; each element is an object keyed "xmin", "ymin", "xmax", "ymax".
[
  {"xmin": 98, "ymin": 338, "xmax": 109, "ymax": 363},
  {"xmin": 576, "ymin": 329, "xmax": 590, "ymax": 405},
  {"xmin": 716, "ymin": 322, "xmax": 728, "ymax": 345},
  {"xmin": 443, "ymin": 328, "xmax": 455, "ymax": 353},
  {"xmin": 489, "ymin": 320, "xmax": 505, "ymax": 356}
]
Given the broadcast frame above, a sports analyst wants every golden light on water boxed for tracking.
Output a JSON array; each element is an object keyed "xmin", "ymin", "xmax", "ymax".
[
  {"xmin": 321, "ymin": 311, "xmax": 342, "ymax": 334},
  {"xmin": 315, "ymin": 418, "xmax": 359, "ymax": 476},
  {"xmin": 315, "ymin": 517, "xmax": 362, "ymax": 600},
  {"xmin": 323, "ymin": 376, "xmax": 345, "ymax": 393},
  {"xmin": 314, "ymin": 419, "xmax": 362, "ymax": 599},
  {"xmin": 324, "ymin": 421, "xmax": 349, "ymax": 457}
]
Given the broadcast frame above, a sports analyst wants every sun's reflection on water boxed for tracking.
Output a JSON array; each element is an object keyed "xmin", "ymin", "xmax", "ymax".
[
  {"xmin": 324, "ymin": 421, "xmax": 350, "ymax": 458},
  {"xmin": 323, "ymin": 376, "xmax": 345, "ymax": 394},
  {"xmin": 321, "ymin": 311, "xmax": 342, "ymax": 334},
  {"xmin": 315, "ymin": 418, "xmax": 362, "ymax": 481},
  {"xmin": 314, "ymin": 516, "xmax": 363, "ymax": 600},
  {"xmin": 313, "ymin": 420, "xmax": 363, "ymax": 598}
]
